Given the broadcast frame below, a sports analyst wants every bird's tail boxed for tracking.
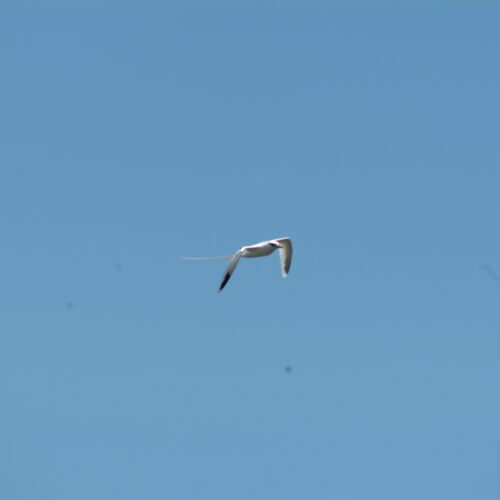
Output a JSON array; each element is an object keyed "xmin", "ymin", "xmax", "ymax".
[{"xmin": 180, "ymin": 255, "xmax": 234, "ymax": 260}]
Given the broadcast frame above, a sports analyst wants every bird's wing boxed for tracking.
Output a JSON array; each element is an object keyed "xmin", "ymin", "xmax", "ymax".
[
  {"xmin": 219, "ymin": 251, "xmax": 242, "ymax": 292},
  {"xmin": 276, "ymin": 238, "xmax": 292, "ymax": 277}
]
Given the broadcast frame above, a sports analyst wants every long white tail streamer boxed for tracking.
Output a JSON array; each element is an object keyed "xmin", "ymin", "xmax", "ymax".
[{"xmin": 180, "ymin": 255, "xmax": 234, "ymax": 260}]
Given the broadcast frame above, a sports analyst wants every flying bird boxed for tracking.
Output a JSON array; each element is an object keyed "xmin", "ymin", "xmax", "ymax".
[{"xmin": 181, "ymin": 237, "xmax": 293, "ymax": 292}]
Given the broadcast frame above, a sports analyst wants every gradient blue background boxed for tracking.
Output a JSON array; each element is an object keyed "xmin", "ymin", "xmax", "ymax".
[{"xmin": 1, "ymin": 3, "xmax": 499, "ymax": 499}]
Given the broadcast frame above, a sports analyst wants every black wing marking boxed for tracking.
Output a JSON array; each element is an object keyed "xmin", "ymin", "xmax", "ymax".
[{"xmin": 218, "ymin": 251, "xmax": 242, "ymax": 292}]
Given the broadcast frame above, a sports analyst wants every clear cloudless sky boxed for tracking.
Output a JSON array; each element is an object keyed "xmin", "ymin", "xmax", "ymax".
[{"xmin": 1, "ymin": 2, "xmax": 499, "ymax": 499}]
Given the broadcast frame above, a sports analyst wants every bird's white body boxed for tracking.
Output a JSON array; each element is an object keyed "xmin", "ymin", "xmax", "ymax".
[
  {"xmin": 240, "ymin": 241, "xmax": 280, "ymax": 258},
  {"xmin": 181, "ymin": 237, "xmax": 293, "ymax": 292}
]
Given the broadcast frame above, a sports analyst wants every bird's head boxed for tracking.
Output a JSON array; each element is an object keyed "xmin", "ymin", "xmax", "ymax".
[{"xmin": 269, "ymin": 241, "xmax": 283, "ymax": 249}]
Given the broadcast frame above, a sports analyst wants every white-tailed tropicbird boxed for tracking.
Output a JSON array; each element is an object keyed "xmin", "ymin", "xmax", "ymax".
[{"xmin": 181, "ymin": 237, "xmax": 293, "ymax": 292}]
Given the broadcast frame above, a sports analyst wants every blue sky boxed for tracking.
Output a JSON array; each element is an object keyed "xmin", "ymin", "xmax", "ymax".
[{"xmin": 1, "ymin": 3, "xmax": 499, "ymax": 499}]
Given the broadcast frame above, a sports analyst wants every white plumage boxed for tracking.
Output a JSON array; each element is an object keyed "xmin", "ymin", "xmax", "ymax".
[{"xmin": 182, "ymin": 237, "xmax": 293, "ymax": 292}]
